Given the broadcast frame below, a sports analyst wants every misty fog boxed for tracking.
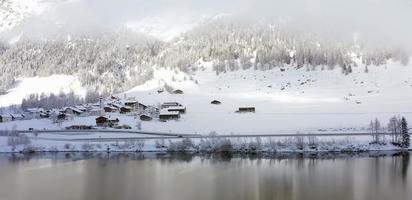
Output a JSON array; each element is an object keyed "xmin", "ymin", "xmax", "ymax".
[{"xmin": 0, "ymin": 0, "xmax": 410, "ymax": 49}]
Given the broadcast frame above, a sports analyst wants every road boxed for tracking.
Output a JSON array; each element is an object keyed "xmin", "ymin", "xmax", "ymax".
[{"xmin": 18, "ymin": 129, "xmax": 395, "ymax": 142}]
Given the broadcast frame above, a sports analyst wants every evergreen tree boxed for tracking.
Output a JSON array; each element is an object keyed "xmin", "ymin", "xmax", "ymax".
[{"xmin": 401, "ymin": 117, "xmax": 410, "ymax": 149}]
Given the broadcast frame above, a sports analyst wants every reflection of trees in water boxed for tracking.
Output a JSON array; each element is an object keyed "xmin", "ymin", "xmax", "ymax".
[
  {"xmin": 391, "ymin": 152, "xmax": 410, "ymax": 182},
  {"xmin": 2, "ymin": 151, "xmax": 411, "ymax": 166},
  {"xmin": 401, "ymin": 152, "xmax": 409, "ymax": 181}
]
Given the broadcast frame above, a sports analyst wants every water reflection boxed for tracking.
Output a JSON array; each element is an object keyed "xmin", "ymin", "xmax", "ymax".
[{"xmin": 0, "ymin": 151, "xmax": 410, "ymax": 200}]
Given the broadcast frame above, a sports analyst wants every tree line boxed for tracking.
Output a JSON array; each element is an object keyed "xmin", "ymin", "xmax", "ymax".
[{"xmin": 0, "ymin": 19, "xmax": 409, "ymax": 95}]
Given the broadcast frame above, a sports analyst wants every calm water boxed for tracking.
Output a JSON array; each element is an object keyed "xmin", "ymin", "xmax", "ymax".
[{"xmin": 0, "ymin": 152, "xmax": 411, "ymax": 200}]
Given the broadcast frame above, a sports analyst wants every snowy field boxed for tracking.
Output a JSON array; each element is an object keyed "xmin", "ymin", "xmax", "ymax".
[
  {"xmin": 0, "ymin": 75, "xmax": 86, "ymax": 107},
  {"xmin": 122, "ymin": 61, "xmax": 412, "ymax": 134}
]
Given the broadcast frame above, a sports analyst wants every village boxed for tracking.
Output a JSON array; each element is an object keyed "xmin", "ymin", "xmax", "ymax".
[{"xmin": 0, "ymin": 88, "xmax": 257, "ymax": 131}]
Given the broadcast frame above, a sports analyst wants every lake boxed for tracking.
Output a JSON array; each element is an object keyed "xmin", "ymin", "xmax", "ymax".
[{"xmin": 0, "ymin": 152, "xmax": 411, "ymax": 200}]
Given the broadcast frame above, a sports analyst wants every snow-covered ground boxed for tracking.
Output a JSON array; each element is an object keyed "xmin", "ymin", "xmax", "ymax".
[
  {"xmin": 0, "ymin": 75, "xmax": 86, "ymax": 107},
  {"xmin": 0, "ymin": 61, "xmax": 411, "ymax": 152},
  {"xmin": 121, "ymin": 61, "xmax": 412, "ymax": 134},
  {"xmin": 1, "ymin": 61, "xmax": 412, "ymax": 135}
]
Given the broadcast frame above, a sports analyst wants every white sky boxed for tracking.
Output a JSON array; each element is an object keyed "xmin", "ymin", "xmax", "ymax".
[{"xmin": 2, "ymin": 0, "xmax": 412, "ymax": 48}]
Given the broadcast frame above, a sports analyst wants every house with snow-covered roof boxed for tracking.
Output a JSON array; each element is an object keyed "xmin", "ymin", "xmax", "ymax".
[{"xmin": 159, "ymin": 110, "xmax": 180, "ymax": 120}]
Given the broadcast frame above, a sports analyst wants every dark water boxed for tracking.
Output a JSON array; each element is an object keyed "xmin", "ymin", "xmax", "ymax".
[{"xmin": 0, "ymin": 152, "xmax": 411, "ymax": 200}]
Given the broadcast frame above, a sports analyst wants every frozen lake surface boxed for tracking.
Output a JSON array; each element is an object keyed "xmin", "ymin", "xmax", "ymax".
[{"xmin": 0, "ymin": 152, "xmax": 411, "ymax": 200}]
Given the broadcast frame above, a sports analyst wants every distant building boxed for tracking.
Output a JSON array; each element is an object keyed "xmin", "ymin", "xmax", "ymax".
[
  {"xmin": 120, "ymin": 106, "xmax": 132, "ymax": 114},
  {"xmin": 159, "ymin": 110, "xmax": 180, "ymax": 120},
  {"xmin": 63, "ymin": 107, "xmax": 83, "ymax": 115},
  {"xmin": 166, "ymin": 106, "xmax": 186, "ymax": 114},
  {"xmin": 95, "ymin": 116, "xmax": 109, "ymax": 126},
  {"xmin": 104, "ymin": 106, "xmax": 117, "ymax": 113},
  {"xmin": 124, "ymin": 100, "xmax": 147, "ymax": 111},
  {"xmin": 57, "ymin": 113, "xmax": 67, "ymax": 120},
  {"xmin": 109, "ymin": 103, "xmax": 123, "ymax": 109},
  {"xmin": 161, "ymin": 102, "xmax": 182, "ymax": 109},
  {"xmin": 24, "ymin": 108, "xmax": 44, "ymax": 119},
  {"xmin": 95, "ymin": 116, "xmax": 119, "ymax": 127},
  {"xmin": 40, "ymin": 111, "xmax": 50, "ymax": 118},
  {"xmin": 211, "ymin": 100, "xmax": 222, "ymax": 105},
  {"xmin": 0, "ymin": 115, "xmax": 12, "ymax": 123},
  {"xmin": 10, "ymin": 114, "xmax": 25, "ymax": 121},
  {"xmin": 237, "ymin": 107, "xmax": 255, "ymax": 113},
  {"xmin": 173, "ymin": 89, "xmax": 184, "ymax": 94},
  {"xmin": 140, "ymin": 114, "xmax": 153, "ymax": 121}
]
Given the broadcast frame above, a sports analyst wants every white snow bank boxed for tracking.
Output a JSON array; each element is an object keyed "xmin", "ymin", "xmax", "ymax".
[{"xmin": 0, "ymin": 75, "xmax": 86, "ymax": 107}]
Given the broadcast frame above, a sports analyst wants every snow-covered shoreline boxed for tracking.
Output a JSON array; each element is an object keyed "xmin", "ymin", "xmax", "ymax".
[{"xmin": 0, "ymin": 134, "xmax": 410, "ymax": 154}]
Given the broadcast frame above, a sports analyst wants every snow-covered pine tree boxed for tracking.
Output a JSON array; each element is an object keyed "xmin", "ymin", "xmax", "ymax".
[{"xmin": 401, "ymin": 117, "xmax": 410, "ymax": 149}]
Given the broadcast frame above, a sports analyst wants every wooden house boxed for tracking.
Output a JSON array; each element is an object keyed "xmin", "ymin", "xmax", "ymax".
[
  {"xmin": 124, "ymin": 100, "xmax": 147, "ymax": 111},
  {"xmin": 104, "ymin": 106, "xmax": 117, "ymax": 113},
  {"xmin": 64, "ymin": 107, "xmax": 83, "ymax": 115},
  {"xmin": 167, "ymin": 106, "xmax": 186, "ymax": 113},
  {"xmin": 40, "ymin": 111, "xmax": 50, "ymax": 118},
  {"xmin": 120, "ymin": 106, "xmax": 132, "ymax": 114},
  {"xmin": 161, "ymin": 102, "xmax": 182, "ymax": 109},
  {"xmin": 140, "ymin": 114, "xmax": 153, "ymax": 121},
  {"xmin": 159, "ymin": 110, "xmax": 180, "ymax": 120},
  {"xmin": 95, "ymin": 116, "xmax": 108, "ymax": 126},
  {"xmin": 96, "ymin": 116, "xmax": 119, "ymax": 127},
  {"xmin": 57, "ymin": 113, "xmax": 67, "ymax": 120}
]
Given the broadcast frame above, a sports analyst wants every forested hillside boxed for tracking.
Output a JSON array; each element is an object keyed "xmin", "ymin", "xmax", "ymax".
[{"xmin": 0, "ymin": 19, "xmax": 409, "ymax": 95}]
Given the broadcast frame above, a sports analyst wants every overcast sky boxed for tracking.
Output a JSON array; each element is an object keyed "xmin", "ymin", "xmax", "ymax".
[{"xmin": 6, "ymin": 0, "xmax": 412, "ymax": 48}]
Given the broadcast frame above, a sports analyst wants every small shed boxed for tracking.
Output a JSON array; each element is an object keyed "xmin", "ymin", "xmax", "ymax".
[
  {"xmin": 173, "ymin": 89, "xmax": 184, "ymax": 94},
  {"xmin": 211, "ymin": 100, "xmax": 222, "ymax": 105},
  {"xmin": 140, "ymin": 114, "xmax": 153, "ymax": 121},
  {"xmin": 159, "ymin": 111, "xmax": 180, "ymax": 120},
  {"xmin": 237, "ymin": 107, "xmax": 256, "ymax": 113}
]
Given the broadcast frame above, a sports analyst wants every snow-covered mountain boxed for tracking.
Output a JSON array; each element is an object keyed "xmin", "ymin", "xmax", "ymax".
[{"xmin": 0, "ymin": 0, "xmax": 50, "ymax": 33}]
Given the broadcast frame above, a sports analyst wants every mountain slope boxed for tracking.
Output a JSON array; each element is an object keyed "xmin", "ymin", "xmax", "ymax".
[
  {"xmin": 121, "ymin": 60, "xmax": 412, "ymax": 134},
  {"xmin": 0, "ymin": 0, "xmax": 49, "ymax": 32}
]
